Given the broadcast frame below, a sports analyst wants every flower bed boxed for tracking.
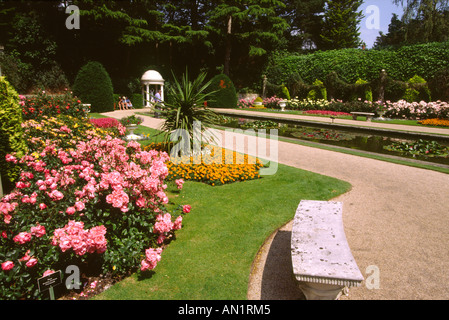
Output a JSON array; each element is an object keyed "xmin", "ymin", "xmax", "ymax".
[
  {"xmin": 418, "ymin": 118, "xmax": 449, "ymax": 127},
  {"xmin": 384, "ymin": 100, "xmax": 449, "ymax": 120},
  {"xmin": 1, "ymin": 116, "xmax": 190, "ymax": 299},
  {"xmin": 302, "ymin": 110, "xmax": 352, "ymax": 117},
  {"xmin": 143, "ymin": 143, "xmax": 263, "ymax": 186},
  {"xmin": 89, "ymin": 117, "xmax": 127, "ymax": 137},
  {"xmin": 20, "ymin": 90, "xmax": 89, "ymax": 120}
]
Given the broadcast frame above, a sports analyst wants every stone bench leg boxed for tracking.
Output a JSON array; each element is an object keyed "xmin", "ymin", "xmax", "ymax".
[
  {"xmin": 298, "ymin": 281, "xmax": 346, "ymax": 300},
  {"xmin": 352, "ymin": 115, "xmax": 357, "ymax": 120},
  {"xmin": 366, "ymin": 116, "xmax": 372, "ymax": 122}
]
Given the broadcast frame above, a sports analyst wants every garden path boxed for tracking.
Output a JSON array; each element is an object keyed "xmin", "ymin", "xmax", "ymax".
[{"xmin": 103, "ymin": 109, "xmax": 449, "ymax": 300}]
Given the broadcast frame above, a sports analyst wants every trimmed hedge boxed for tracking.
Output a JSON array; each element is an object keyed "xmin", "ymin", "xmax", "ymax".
[
  {"xmin": 266, "ymin": 42, "xmax": 449, "ymax": 101},
  {"xmin": 72, "ymin": 61, "xmax": 114, "ymax": 113}
]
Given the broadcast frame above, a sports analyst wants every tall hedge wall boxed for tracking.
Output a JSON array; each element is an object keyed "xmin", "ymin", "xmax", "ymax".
[{"xmin": 266, "ymin": 41, "xmax": 449, "ymax": 86}]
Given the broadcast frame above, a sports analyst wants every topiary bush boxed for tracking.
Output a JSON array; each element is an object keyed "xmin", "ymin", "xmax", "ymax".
[
  {"xmin": 206, "ymin": 74, "xmax": 237, "ymax": 108},
  {"xmin": 307, "ymin": 79, "xmax": 327, "ymax": 101},
  {"xmin": 0, "ymin": 77, "xmax": 28, "ymax": 193},
  {"xmin": 354, "ymin": 78, "xmax": 373, "ymax": 102},
  {"xmin": 72, "ymin": 61, "xmax": 114, "ymax": 113},
  {"xmin": 280, "ymin": 84, "xmax": 291, "ymax": 100},
  {"xmin": 403, "ymin": 75, "xmax": 431, "ymax": 102}
]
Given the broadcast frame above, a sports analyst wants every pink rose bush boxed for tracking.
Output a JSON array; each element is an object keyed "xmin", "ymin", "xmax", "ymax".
[
  {"xmin": 52, "ymin": 221, "xmax": 107, "ymax": 255},
  {"xmin": 1, "ymin": 114, "xmax": 190, "ymax": 299},
  {"xmin": 384, "ymin": 100, "xmax": 449, "ymax": 119}
]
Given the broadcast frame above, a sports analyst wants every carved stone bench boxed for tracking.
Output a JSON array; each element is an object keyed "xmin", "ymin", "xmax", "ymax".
[
  {"xmin": 350, "ymin": 112, "xmax": 375, "ymax": 121},
  {"xmin": 291, "ymin": 200, "xmax": 364, "ymax": 300}
]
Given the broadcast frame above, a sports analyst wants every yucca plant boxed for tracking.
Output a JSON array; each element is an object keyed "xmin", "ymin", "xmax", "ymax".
[{"xmin": 159, "ymin": 70, "xmax": 219, "ymax": 151}]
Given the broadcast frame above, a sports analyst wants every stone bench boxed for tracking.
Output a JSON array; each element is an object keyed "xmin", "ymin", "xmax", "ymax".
[
  {"xmin": 350, "ymin": 112, "xmax": 375, "ymax": 121},
  {"xmin": 291, "ymin": 200, "xmax": 364, "ymax": 300}
]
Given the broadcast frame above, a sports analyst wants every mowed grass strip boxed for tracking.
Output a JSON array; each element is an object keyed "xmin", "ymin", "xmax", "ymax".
[{"xmin": 95, "ymin": 163, "xmax": 350, "ymax": 300}]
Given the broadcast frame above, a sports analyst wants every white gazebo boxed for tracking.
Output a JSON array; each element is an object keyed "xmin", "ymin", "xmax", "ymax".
[{"xmin": 141, "ymin": 70, "xmax": 165, "ymax": 108}]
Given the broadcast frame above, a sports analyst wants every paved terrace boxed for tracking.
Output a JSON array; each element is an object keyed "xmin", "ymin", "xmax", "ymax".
[{"xmin": 103, "ymin": 109, "xmax": 449, "ymax": 300}]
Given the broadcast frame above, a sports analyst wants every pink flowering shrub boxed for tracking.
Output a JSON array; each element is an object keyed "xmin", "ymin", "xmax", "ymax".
[
  {"xmin": 0, "ymin": 116, "xmax": 190, "ymax": 299},
  {"xmin": 384, "ymin": 100, "xmax": 449, "ymax": 119}
]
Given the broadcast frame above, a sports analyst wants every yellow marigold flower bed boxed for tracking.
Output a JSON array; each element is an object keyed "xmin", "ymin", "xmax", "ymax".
[
  {"xmin": 144, "ymin": 142, "xmax": 263, "ymax": 186},
  {"xmin": 418, "ymin": 118, "xmax": 449, "ymax": 127}
]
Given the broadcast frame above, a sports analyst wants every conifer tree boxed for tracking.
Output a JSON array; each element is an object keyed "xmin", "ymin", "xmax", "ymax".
[{"xmin": 320, "ymin": 0, "xmax": 364, "ymax": 50}]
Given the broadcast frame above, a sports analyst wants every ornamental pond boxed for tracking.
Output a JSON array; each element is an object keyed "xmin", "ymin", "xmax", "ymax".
[{"xmin": 217, "ymin": 114, "xmax": 449, "ymax": 167}]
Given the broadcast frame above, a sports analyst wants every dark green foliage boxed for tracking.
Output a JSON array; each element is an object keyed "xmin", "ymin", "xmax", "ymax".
[
  {"xmin": 354, "ymin": 78, "xmax": 373, "ymax": 102},
  {"xmin": 320, "ymin": 0, "xmax": 364, "ymax": 50},
  {"xmin": 403, "ymin": 75, "xmax": 431, "ymax": 102},
  {"xmin": 0, "ymin": 77, "xmax": 28, "ymax": 191},
  {"xmin": 429, "ymin": 68, "xmax": 449, "ymax": 101},
  {"xmin": 265, "ymin": 42, "xmax": 449, "ymax": 102},
  {"xmin": 307, "ymin": 79, "xmax": 327, "ymax": 100},
  {"xmin": 206, "ymin": 74, "xmax": 237, "ymax": 109},
  {"xmin": 131, "ymin": 93, "xmax": 143, "ymax": 109},
  {"xmin": 72, "ymin": 62, "xmax": 114, "ymax": 113},
  {"xmin": 266, "ymin": 42, "xmax": 449, "ymax": 85}
]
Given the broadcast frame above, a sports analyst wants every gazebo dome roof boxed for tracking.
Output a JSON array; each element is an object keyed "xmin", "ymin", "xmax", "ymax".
[{"xmin": 141, "ymin": 70, "xmax": 164, "ymax": 84}]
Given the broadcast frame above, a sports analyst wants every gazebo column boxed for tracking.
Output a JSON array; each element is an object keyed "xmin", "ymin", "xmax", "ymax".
[{"xmin": 146, "ymin": 84, "xmax": 150, "ymax": 107}]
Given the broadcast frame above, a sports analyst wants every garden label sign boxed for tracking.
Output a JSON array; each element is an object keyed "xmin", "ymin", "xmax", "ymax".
[{"xmin": 37, "ymin": 270, "xmax": 62, "ymax": 300}]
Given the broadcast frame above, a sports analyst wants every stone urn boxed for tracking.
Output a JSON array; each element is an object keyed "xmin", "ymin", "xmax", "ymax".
[
  {"xmin": 279, "ymin": 100, "xmax": 286, "ymax": 112},
  {"xmin": 376, "ymin": 110, "xmax": 386, "ymax": 120},
  {"xmin": 125, "ymin": 124, "xmax": 140, "ymax": 140}
]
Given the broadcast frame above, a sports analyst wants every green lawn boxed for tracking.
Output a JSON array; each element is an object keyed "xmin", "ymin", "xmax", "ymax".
[{"xmin": 95, "ymin": 164, "xmax": 350, "ymax": 300}]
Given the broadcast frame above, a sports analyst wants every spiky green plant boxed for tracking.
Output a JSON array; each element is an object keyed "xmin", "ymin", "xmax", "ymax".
[{"xmin": 160, "ymin": 71, "xmax": 219, "ymax": 149}]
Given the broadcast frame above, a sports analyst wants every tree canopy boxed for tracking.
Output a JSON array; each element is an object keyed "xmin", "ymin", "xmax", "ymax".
[{"xmin": 0, "ymin": 0, "xmax": 447, "ymax": 94}]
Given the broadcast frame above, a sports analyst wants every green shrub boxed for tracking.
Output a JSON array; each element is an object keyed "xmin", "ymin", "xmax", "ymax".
[
  {"xmin": 403, "ymin": 75, "xmax": 431, "ymax": 102},
  {"xmin": 72, "ymin": 61, "xmax": 114, "ymax": 113},
  {"xmin": 429, "ymin": 68, "xmax": 449, "ymax": 101},
  {"xmin": 131, "ymin": 93, "xmax": 143, "ymax": 109},
  {"xmin": 280, "ymin": 84, "xmax": 291, "ymax": 100},
  {"xmin": 354, "ymin": 78, "xmax": 373, "ymax": 102},
  {"xmin": 0, "ymin": 77, "xmax": 28, "ymax": 192},
  {"xmin": 266, "ymin": 41, "xmax": 449, "ymax": 86},
  {"xmin": 206, "ymin": 74, "xmax": 237, "ymax": 108},
  {"xmin": 307, "ymin": 79, "xmax": 327, "ymax": 100}
]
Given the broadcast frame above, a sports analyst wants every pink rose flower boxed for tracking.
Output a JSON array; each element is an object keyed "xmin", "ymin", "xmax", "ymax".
[
  {"xmin": 1, "ymin": 261, "xmax": 14, "ymax": 271},
  {"xmin": 66, "ymin": 206, "xmax": 76, "ymax": 215},
  {"xmin": 26, "ymin": 257, "xmax": 38, "ymax": 268},
  {"xmin": 175, "ymin": 179, "xmax": 184, "ymax": 190},
  {"xmin": 13, "ymin": 232, "xmax": 32, "ymax": 244},
  {"xmin": 74, "ymin": 201, "xmax": 85, "ymax": 211},
  {"xmin": 31, "ymin": 224, "xmax": 46, "ymax": 238},
  {"xmin": 173, "ymin": 216, "xmax": 182, "ymax": 230},
  {"xmin": 183, "ymin": 205, "xmax": 191, "ymax": 214},
  {"xmin": 42, "ymin": 270, "xmax": 55, "ymax": 277},
  {"xmin": 39, "ymin": 203, "xmax": 47, "ymax": 210}
]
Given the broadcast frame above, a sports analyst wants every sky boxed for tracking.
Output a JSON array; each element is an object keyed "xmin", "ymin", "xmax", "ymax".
[{"xmin": 359, "ymin": 0, "xmax": 405, "ymax": 48}]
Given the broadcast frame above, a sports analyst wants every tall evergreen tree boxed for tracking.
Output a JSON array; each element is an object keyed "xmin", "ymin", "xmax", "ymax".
[
  {"xmin": 281, "ymin": 0, "xmax": 326, "ymax": 51},
  {"xmin": 373, "ymin": 13, "xmax": 407, "ymax": 48},
  {"xmin": 207, "ymin": 0, "xmax": 289, "ymax": 84},
  {"xmin": 320, "ymin": 0, "xmax": 364, "ymax": 50}
]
